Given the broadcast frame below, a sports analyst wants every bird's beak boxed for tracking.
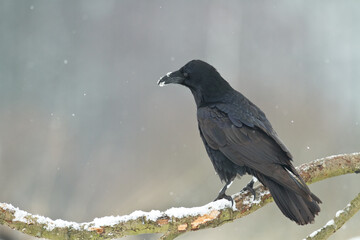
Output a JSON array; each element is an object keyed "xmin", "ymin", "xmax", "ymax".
[{"xmin": 157, "ymin": 70, "xmax": 185, "ymax": 87}]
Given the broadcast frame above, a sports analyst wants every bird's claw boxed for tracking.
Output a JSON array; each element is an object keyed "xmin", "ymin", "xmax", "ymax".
[
  {"xmin": 242, "ymin": 180, "xmax": 256, "ymax": 200},
  {"xmin": 214, "ymin": 193, "xmax": 234, "ymax": 206}
]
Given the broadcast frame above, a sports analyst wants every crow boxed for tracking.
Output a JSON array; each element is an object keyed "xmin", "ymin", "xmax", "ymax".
[{"xmin": 157, "ymin": 60, "xmax": 321, "ymax": 225}]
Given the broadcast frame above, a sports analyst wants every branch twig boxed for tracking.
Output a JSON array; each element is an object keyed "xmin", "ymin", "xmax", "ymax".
[
  {"xmin": 0, "ymin": 152, "xmax": 359, "ymax": 240},
  {"xmin": 305, "ymin": 192, "xmax": 360, "ymax": 240}
]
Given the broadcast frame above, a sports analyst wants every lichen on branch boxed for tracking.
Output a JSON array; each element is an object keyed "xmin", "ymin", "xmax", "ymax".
[
  {"xmin": 305, "ymin": 192, "xmax": 360, "ymax": 240},
  {"xmin": 0, "ymin": 152, "xmax": 359, "ymax": 240}
]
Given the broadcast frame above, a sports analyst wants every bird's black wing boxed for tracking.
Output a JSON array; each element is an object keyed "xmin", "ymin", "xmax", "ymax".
[
  {"xmin": 197, "ymin": 105, "xmax": 310, "ymax": 198},
  {"xmin": 214, "ymin": 95, "xmax": 293, "ymax": 160}
]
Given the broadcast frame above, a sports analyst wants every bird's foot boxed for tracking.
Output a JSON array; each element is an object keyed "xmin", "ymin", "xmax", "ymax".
[
  {"xmin": 242, "ymin": 180, "xmax": 256, "ymax": 200},
  {"xmin": 214, "ymin": 193, "xmax": 234, "ymax": 206}
]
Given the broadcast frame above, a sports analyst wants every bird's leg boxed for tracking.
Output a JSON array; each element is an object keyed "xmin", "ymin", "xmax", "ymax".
[
  {"xmin": 242, "ymin": 178, "xmax": 256, "ymax": 200},
  {"xmin": 214, "ymin": 180, "xmax": 234, "ymax": 205}
]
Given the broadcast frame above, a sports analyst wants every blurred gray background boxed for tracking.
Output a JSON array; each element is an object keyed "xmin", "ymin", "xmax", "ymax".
[{"xmin": 0, "ymin": 1, "xmax": 359, "ymax": 239}]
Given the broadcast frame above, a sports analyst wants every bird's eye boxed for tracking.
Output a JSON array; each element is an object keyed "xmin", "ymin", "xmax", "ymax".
[{"xmin": 183, "ymin": 72, "xmax": 189, "ymax": 78}]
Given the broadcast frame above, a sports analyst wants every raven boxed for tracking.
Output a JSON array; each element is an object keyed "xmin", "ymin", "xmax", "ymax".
[{"xmin": 157, "ymin": 60, "xmax": 321, "ymax": 225}]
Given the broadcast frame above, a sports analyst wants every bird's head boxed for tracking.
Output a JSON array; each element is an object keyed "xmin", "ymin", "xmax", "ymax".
[{"xmin": 157, "ymin": 60, "xmax": 232, "ymax": 107}]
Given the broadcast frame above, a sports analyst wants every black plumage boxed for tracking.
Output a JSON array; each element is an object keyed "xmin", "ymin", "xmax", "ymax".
[{"xmin": 158, "ymin": 60, "xmax": 321, "ymax": 225}]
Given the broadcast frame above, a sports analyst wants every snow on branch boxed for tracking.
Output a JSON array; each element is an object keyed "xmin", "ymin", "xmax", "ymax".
[
  {"xmin": 305, "ymin": 192, "xmax": 360, "ymax": 240},
  {"xmin": 0, "ymin": 152, "xmax": 359, "ymax": 240}
]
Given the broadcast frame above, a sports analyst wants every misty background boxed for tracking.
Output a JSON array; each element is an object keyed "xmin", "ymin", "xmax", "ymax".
[{"xmin": 0, "ymin": 1, "xmax": 359, "ymax": 239}]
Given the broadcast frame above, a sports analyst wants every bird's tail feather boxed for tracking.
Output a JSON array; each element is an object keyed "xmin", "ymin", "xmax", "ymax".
[{"xmin": 254, "ymin": 172, "xmax": 321, "ymax": 225}]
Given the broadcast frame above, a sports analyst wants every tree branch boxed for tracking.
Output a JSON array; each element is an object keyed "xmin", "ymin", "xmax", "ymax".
[
  {"xmin": 1, "ymin": 152, "xmax": 359, "ymax": 240},
  {"xmin": 304, "ymin": 192, "xmax": 360, "ymax": 240}
]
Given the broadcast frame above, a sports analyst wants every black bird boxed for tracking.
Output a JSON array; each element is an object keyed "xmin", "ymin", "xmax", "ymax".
[{"xmin": 158, "ymin": 60, "xmax": 321, "ymax": 225}]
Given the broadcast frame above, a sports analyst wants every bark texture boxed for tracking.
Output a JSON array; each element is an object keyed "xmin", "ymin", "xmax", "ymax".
[
  {"xmin": 304, "ymin": 192, "xmax": 360, "ymax": 240},
  {"xmin": 0, "ymin": 152, "xmax": 359, "ymax": 240}
]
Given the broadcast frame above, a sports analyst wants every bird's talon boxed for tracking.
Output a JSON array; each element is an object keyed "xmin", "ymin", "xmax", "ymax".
[
  {"xmin": 242, "ymin": 180, "xmax": 256, "ymax": 200},
  {"xmin": 214, "ymin": 193, "xmax": 234, "ymax": 206}
]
